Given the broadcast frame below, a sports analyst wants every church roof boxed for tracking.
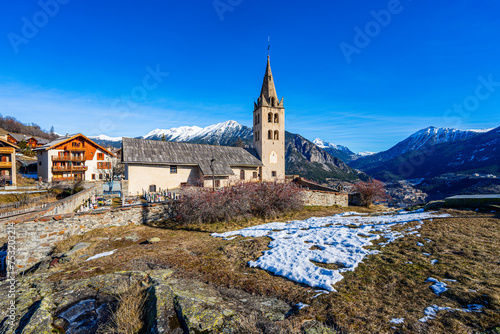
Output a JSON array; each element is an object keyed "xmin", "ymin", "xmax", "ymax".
[
  {"xmin": 257, "ymin": 56, "xmax": 284, "ymax": 109},
  {"xmin": 122, "ymin": 138, "xmax": 263, "ymax": 176}
]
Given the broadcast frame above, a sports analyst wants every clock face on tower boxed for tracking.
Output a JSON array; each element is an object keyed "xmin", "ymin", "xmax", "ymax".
[{"xmin": 270, "ymin": 151, "xmax": 278, "ymax": 164}]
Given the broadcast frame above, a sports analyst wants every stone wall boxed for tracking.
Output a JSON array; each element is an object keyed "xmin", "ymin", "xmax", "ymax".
[
  {"xmin": 302, "ymin": 190, "xmax": 348, "ymax": 207},
  {"xmin": 1, "ymin": 203, "xmax": 175, "ymax": 271},
  {"xmin": 0, "ymin": 184, "xmax": 102, "ymax": 225}
]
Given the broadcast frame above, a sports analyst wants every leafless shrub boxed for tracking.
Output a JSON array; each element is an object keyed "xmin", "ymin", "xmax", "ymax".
[
  {"xmin": 353, "ymin": 179, "xmax": 390, "ymax": 207},
  {"xmin": 176, "ymin": 182, "xmax": 304, "ymax": 224}
]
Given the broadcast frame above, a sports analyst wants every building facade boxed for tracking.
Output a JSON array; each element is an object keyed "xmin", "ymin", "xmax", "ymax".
[
  {"xmin": 122, "ymin": 138, "xmax": 263, "ymax": 195},
  {"xmin": 0, "ymin": 138, "xmax": 19, "ymax": 186},
  {"xmin": 253, "ymin": 56, "xmax": 286, "ymax": 181},
  {"xmin": 7, "ymin": 134, "xmax": 48, "ymax": 149},
  {"xmin": 34, "ymin": 134, "xmax": 114, "ymax": 182}
]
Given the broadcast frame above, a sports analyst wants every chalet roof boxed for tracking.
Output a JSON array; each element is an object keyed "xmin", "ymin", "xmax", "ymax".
[
  {"xmin": 33, "ymin": 133, "xmax": 114, "ymax": 156},
  {"xmin": 8, "ymin": 133, "xmax": 29, "ymax": 142},
  {"xmin": 8, "ymin": 133, "xmax": 48, "ymax": 143},
  {"xmin": 0, "ymin": 137, "xmax": 20, "ymax": 150},
  {"xmin": 122, "ymin": 137, "xmax": 263, "ymax": 176}
]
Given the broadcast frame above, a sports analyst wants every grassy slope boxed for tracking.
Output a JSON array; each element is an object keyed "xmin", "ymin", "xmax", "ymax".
[{"xmin": 47, "ymin": 207, "xmax": 500, "ymax": 334}]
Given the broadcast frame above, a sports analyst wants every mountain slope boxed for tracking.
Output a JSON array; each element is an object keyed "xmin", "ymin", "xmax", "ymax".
[
  {"xmin": 350, "ymin": 126, "xmax": 489, "ymax": 171},
  {"xmin": 312, "ymin": 138, "xmax": 357, "ymax": 163},
  {"xmin": 286, "ymin": 132, "xmax": 367, "ymax": 182},
  {"xmin": 361, "ymin": 126, "xmax": 500, "ymax": 181},
  {"xmin": 91, "ymin": 121, "xmax": 366, "ymax": 183},
  {"xmin": 143, "ymin": 120, "xmax": 253, "ymax": 146}
]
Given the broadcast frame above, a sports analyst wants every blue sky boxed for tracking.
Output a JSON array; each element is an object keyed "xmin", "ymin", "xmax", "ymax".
[{"xmin": 1, "ymin": 0, "xmax": 499, "ymax": 153}]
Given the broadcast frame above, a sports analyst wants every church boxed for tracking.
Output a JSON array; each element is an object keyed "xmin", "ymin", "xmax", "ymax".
[{"xmin": 122, "ymin": 56, "xmax": 286, "ymax": 195}]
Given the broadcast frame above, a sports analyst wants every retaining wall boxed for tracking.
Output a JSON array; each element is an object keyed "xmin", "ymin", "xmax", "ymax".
[
  {"xmin": 1, "ymin": 203, "xmax": 175, "ymax": 271},
  {"xmin": 302, "ymin": 190, "xmax": 348, "ymax": 207}
]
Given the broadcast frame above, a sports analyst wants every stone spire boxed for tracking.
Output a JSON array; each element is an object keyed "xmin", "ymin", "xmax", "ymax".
[{"xmin": 257, "ymin": 56, "xmax": 284, "ymax": 108}]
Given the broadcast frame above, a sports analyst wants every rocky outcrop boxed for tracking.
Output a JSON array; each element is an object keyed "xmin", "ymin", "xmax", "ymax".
[
  {"xmin": 0, "ymin": 269, "xmax": 292, "ymax": 334},
  {"xmin": 285, "ymin": 132, "xmax": 367, "ymax": 183}
]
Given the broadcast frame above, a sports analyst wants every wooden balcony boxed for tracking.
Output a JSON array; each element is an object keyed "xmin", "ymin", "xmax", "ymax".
[
  {"xmin": 0, "ymin": 161, "xmax": 12, "ymax": 168},
  {"xmin": 52, "ymin": 155, "xmax": 85, "ymax": 162},
  {"xmin": 52, "ymin": 166, "xmax": 88, "ymax": 172},
  {"xmin": 53, "ymin": 176, "xmax": 84, "ymax": 182},
  {"xmin": 0, "ymin": 148, "xmax": 14, "ymax": 154}
]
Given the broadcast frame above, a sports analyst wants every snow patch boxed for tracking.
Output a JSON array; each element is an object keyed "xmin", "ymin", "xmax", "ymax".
[
  {"xmin": 213, "ymin": 212, "xmax": 450, "ymax": 291},
  {"xmin": 85, "ymin": 249, "xmax": 117, "ymax": 261}
]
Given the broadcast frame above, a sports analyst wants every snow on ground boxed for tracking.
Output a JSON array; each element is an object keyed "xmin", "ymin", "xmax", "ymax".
[
  {"xmin": 390, "ymin": 318, "xmax": 405, "ymax": 324},
  {"xmin": 419, "ymin": 304, "xmax": 484, "ymax": 322},
  {"xmin": 212, "ymin": 211, "xmax": 450, "ymax": 291},
  {"xmin": 85, "ymin": 249, "xmax": 117, "ymax": 261},
  {"xmin": 426, "ymin": 277, "xmax": 448, "ymax": 295}
]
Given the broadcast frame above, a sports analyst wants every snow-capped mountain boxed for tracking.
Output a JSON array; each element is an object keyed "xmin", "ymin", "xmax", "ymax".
[
  {"xmin": 313, "ymin": 138, "xmax": 352, "ymax": 153},
  {"xmin": 142, "ymin": 120, "xmax": 253, "ymax": 145},
  {"xmin": 401, "ymin": 126, "xmax": 491, "ymax": 155},
  {"xmin": 312, "ymin": 138, "xmax": 357, "ymax": 162},
  {"xmin": 89, "ymin": 134, "xmax": 123, "ymax": 142},
  {"xmin": 357, "ymin": 151, "xmax": 376, "ymax": 157},
  {"xmin": 350, "ymin": 126, "xmax": 491, "ymax": 171}
]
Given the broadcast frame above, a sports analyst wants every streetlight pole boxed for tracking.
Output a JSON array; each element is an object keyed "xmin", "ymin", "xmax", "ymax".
[{"xmin": 210, "ymin": 158, "xmax": 215, "ymax": 192}]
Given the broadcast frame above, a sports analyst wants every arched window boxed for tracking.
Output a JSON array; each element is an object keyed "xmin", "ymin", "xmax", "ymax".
[
  {"xmin": 274, "ymin": 113, "xmax": 279, "ymax": 123},
  {"xmin": 258, "ymin": 113, "xmax": 260, "ymax": 124},
  {"xmin": 254, "ymin": 114, "xmax": 257, "ymax": 125},
  {"xmin": 271, "ymin": 97, "xmax": 275, "ymax": 106},
  {"xmin": 268, "ymin": 130, "xmax": 273, "ymax": 140},
  {"xmin": 274, "ymin": 130, "xmax": 279, "ymax": 140},
  {"xmin": 268, "ymin": 112, "xmax": 272, "ymax": 123}
]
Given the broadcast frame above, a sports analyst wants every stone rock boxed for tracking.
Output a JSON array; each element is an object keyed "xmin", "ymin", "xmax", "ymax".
[
  {"xmin": 66, "ymin": 242, "xmax": 92, "ymax": 256},
  {"xmin": 15, "ymin": 296, "xmax": 55, "ymax": 334},
  {"xmin": 125, "ymin": 233, "xmax": 140, "ymax": 242},
  {"xmin": 147, "ymin": 237, "xmax": 161, "ymax": 244},
  {"xmin": 145, "ymin": 272, "xmax": 291, "ymax": 333}
]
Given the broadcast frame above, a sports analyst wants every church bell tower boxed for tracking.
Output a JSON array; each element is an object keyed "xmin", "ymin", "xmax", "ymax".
[{"xmin": 253, "ymin": 56, "xmax": 285, "ymax": 180}]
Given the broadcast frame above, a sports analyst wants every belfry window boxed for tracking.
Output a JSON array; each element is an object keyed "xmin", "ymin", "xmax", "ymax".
[
  {"xmin": 268, "ymin": 113, "xmax": 272, "ymax": 123},
  {"xmin": 268, "ymin": 130, "xmax": 273, "ymax": 140},
  {"xmin": 274, "ymin": 113, "xmax": 279, "ymax": 123},
  {"xmin": 274, "ymin": 130, "xmax": 279, "ymax": 140}
]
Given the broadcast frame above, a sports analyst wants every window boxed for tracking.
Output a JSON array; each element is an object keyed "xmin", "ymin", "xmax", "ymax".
[
  {"xmin": 268, "ymin": 112, "xmax": 272, "ymax": 123},
  {"xmin": 215, "ymin": 180, "xmax": 220, "ymax": 188},
  {"xmin": 274, "ymin": 113, "xmax": 279, "ymax": 123},
  {"xmin": 39, "ymin": 161, "xmax": 42, "ymax": 166},
  {"xmin": 272, "ymin": 171, "xmax": 277, "ymax": 177},
  {"xmin": 240, "ymin": 170, "xmax": 245, "ymax": 180},
  {"xmin": 271, "ymin": 97, "xmax": 275, "ymax": 106},
  {"xmin": 170, "ymin": 166, "xmax": 177, "ymax": 173},
  {"xmin": 274, "ymin": 130, "xmax": 279, "ymax": 140},
  {"xmin": 253, "ymin": 171, "xmax": 258, "ymax": 179},
  {"xmin": 258, "ymin": 113, "xmax": 260, "ymax": 124},
  {"xmin": 149, "ymin": 184, "xmax": 156, "ymax": 192},
  {"xmin": 268, "ymin": 130, "xmax": 273, "ymax": 140},
  {"xmin": 99, "ymin": 174, "xmax": 103, "ymax": 180},
  {"xmin": 92, "ymin": 174, "xmax": 96, "ymax": 180},
  {"xmin": 97, "ymin": 153, "xmax": 104, "ymax": 160}
]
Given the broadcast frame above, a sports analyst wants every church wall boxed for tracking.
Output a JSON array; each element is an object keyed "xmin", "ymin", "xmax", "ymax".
[
  {"xmin": 255, "ymin": 106, "xmax": 285, "ymax": 181},
  {"xmin": 126, "ymin": 164, "xmax": 201, "ymax": 195}
]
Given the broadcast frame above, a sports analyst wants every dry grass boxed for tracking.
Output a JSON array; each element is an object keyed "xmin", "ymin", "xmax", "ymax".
[
  {"xmin": 98, "ymin": 281, "xmax": 149, "ymax": 334},
  {"xmin": 46, "ymin": 207, "xmax": 500, "ymax": 333}
]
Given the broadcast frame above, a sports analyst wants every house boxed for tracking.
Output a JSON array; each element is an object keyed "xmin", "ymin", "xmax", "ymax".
[
  {"xmin": 34, "ymin": 134, "xmax": 114, "ymax": 182},
  {"xmin": 122, "ymin": 55, "xmax": 286, "ymax": 195},
  {"xmin": 7, "ymin": 134, "xmax": 49, "ymax": 149},
  {"xmin": 0, "ymin": 138, "xmax": 20, "ymax": 186},
  {"xmin": 122, "ymin": 139, "xmax": 263, "ymax": 194}
]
